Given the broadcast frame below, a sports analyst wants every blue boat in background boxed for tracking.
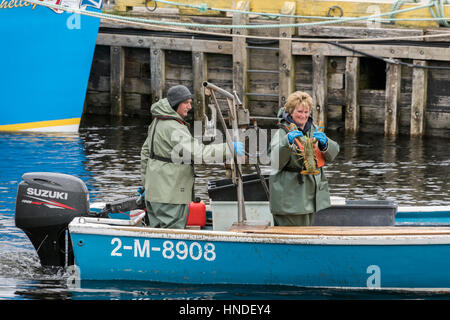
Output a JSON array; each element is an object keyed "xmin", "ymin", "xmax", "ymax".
[{"xmin": 0, "ymin": 0, "xmax": 102, "ymax": 132}]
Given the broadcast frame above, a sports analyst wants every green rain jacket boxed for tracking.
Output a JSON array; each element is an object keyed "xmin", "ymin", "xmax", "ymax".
[
  {"xmin": 269, "ymin": 108, "xmax": 340, "ymax": 215},
  {"xmin": 141, "ymin": 98, "xmax": 232, "ymax": 204}
]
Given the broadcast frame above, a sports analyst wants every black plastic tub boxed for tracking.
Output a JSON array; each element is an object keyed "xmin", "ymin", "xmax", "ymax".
[
  {"xmin": 313, "ymin": 200, "xmax": 397, "ymax": 226},
  {"xmin": 207, "ymin": 174, "xmax": 269, "ymax": 201}
]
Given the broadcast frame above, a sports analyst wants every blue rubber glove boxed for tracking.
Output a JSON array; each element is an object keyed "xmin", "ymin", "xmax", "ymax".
[
  {"xmin": 312, "ymin": 131, "xmax": 328, "ymax": 150},
  {"xmin": 233, "ymin": 141, "xmax": 244, "ymax": 156},
  {"xmin": 287, "ymin": 130, "xmax": 303, "ymax": 144}
]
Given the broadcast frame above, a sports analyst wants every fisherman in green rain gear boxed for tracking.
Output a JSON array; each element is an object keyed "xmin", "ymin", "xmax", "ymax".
[{"xmin": 141, "ymin": 85, "xmax": 244, "ymax": 229}]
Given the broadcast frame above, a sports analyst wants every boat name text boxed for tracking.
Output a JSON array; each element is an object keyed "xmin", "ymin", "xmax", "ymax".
[
  {"xmin": 26, "ymin": 187, "xmax": 68, "ymax": 200},
  {"xmin": 0, "ymin": 0, "xmax": 39, "ymax": 10},
  {"xmin": 111, "ymin": 238, "xmax": 217, "ymax": 262}
]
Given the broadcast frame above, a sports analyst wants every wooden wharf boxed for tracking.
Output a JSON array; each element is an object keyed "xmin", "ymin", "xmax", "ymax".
[{"xmin": 84, "ymin": 0, "xmax": 450, "ymax": 137}]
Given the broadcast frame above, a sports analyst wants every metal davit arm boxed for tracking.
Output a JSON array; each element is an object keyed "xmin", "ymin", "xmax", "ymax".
[
  {"xmin": 203, "ymin": 81, "xmax": 234, "ymax": 100},
  {"xmin": 202, "ymin": 81, "xmax": 247, "ymax": 224}
]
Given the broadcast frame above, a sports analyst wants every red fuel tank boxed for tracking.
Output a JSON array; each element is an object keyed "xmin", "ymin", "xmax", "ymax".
[{"xmin": 186, "ymin": 200, "xmax": 206, "ymax": 227}]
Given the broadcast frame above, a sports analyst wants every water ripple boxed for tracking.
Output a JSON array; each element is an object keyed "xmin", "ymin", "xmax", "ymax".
[{"xmin": 0, "ymin": 117, "xmax": 449, "ymax": 299}]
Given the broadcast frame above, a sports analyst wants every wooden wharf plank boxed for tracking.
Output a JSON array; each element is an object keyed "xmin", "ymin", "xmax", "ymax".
[
  {"xmin": 192, "ymin": 51, "xmax": 207, "ymax": 122},
  {"xmin": 97, "ymin": 33, "xmax": 232, "ymax": 55},
  {"xmin": 278, "ymin": 2, "xmax": 296, "ymax": 110},
  {"xmin": 410, "ymin": 60, "xmax": 428, "ymax": 137},
  {"xmin": 232, "ymin": 1, "xmax": 250, "ymax": 109},
  {"xmin": 110, "ymin": 46, "xmax": 125, "ymax": 116},
  {"xmin": 230, "ymin": 226, "xmax": 450, "ymax": 236},
  {"xmin": 98, "ymin": 33, "xmax": 450, "ymax": 62},
  {"xmin": 150, "ymin": 48, "xmax": 165, "ymax": 104},
  {"xmin": 344, "ymin": 56, "xmax": 360, "ymax": 133},
  {"xmin": 292, "ymin": 43, "xmax": 450, "ymax": 62},
  {"xmin": 423, "ymin": 29, "xmax": 450, "ymax": 42},
  {"xmin": 297, "ymin": 26, "xmax": 424, "ymax": 40},
  {"xmin": 384, "ymin": 61, "xmax": 401, "ymax": 137},
  {"xmin": 312, "ymin": 54, "xmax": 328, "ymax": 127}
]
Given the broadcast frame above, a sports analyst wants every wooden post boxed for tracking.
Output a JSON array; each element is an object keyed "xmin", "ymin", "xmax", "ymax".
[
  {"xmin": 279, "ymin": 2, "xmax": 296, "ymax": 109},
  {"xmin": 345, "ymin": 57, "xmax": 360, "ymax": 133},
  {"xmin": 232, "ymin": 1, "xmax": 249, "ymax": 108},
  {"xmin": 312, "ymin": 54, "xmax": 328, "ymax": 127},
  {"xmin": 150, "ymin": 47, "xmax": 165, "ymax": 104},
  {"xmin": 110, "ymin": 46, "xmax": 125, "ymax": 116},
  {"xmin": 192, "ymin": 51, "xmax": 207, "ymax": 122},
  {"xmin": 410, "ymin": 60, "xmax": 428, "ymax": 137},
  {"xmin": 384, "ymin": 61, "xmax": 402, "ymax": 137}
]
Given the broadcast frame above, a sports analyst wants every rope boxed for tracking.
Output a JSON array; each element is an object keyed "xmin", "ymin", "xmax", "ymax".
[
  {"xmin": 390, "ymin": 0, "xmax": 418, "ymax": 24},
  {"xmin": 389, "ymin": 0, "xmax": 450, "ymax": 27},
  {"xmin": 428, "ymin": 0, "xmax": 450, "ymax": 26},
  {"xmin": 152, "ymin": 0, "xmax": 347, "ymax": 20},
  {"xmin": 24, "ymin": 0, "xmax": 450, "ymax": 44},
  {"xmin": 123, "ymin": 3, "xmax": 440, "ymax": 29},
  {"xmin": 99, "ymin": 15, "xmax": 450, "ymax": 43},
  {"xmin": 21, "ymin": 0, "xmax": 450, "ymax": 70},
  {"xmin": 154, "ymin": 0, "xmax": 450, "ymax": 26},
  {"xmin": 24, "ymin": 0, "xmax": 444, "ymax": 30}
]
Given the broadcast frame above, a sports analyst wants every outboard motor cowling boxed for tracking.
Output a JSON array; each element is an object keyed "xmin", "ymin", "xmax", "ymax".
[{"xmin": 15, "ymin": 172, "xmax": 89, "ymax": 267}]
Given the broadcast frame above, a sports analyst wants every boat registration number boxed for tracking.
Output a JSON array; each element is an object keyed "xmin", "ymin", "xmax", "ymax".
[{"xmin": 110, "ymin": 238, "xmax": 216, "ymax": 262}]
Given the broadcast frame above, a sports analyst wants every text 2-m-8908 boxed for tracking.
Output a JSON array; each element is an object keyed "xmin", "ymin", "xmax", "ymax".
[{"xmin": 110, "ymin": 238, "xmax": 216, "ymax": 261}]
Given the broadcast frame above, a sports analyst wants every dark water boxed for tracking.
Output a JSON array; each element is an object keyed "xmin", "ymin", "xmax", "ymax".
[{"xmin": 0, "ymin": 115, "xmax": 449, "ymax": 301}]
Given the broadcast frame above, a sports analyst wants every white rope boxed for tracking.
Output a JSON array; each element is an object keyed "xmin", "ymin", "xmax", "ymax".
[
  {"xmin": 102, "ymin": 18, "xmax": 450, "ymax": 43},
  {"xmin": 25, "ymin": 0, "xmax": 450, "ymax": 43}
]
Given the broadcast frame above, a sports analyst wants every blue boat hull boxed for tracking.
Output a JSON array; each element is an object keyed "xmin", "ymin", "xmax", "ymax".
[
  {"xmin": 0, "ymin": 1, "xmax": 101, "ymax": 132},
  {"xmin": 69, "ymin": 219, "xmax": 450, "ymax": 289},
  {"xmin": 396, "ymin": 206, "xmax": 450, "ymax": 226}
]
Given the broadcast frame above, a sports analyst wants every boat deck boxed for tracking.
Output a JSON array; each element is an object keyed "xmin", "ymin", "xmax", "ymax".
[{"xmin": 229, "ymin": 225, "xmax": 450, "ymax": 236}]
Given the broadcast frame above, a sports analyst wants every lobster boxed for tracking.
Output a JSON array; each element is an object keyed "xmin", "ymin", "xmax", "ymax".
[{"xmin": 288, "ymin": 123, "xmax": 324, "ymax": 175}]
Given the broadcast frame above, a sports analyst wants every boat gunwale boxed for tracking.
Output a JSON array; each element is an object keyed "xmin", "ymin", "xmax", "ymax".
[{"xmin": 68, "ymin": 217, "xmax": 450, "ymax": 245}]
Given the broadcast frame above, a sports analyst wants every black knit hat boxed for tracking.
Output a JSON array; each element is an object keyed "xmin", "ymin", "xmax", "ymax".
[{"xmin": 167, "ymin": 85, "xmax": 193, "ymax": 110}]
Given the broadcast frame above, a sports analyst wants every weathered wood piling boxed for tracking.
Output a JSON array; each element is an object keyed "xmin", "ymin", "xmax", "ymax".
[{"xmin": 84, "ymin": 0, "xmax": 450, "ymax": 137}]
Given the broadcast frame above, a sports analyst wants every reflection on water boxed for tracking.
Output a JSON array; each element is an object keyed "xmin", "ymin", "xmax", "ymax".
[
  {"xmin": 0, "ymin": 115, "xmax": 449, "ymax": 300},
  {"xmin": 76, "ymin": 116, "xmax": 450, "ymax": 206},
  {"xmin": 325, "ymin": 134, "xmax": 450, "ymax": 206}
]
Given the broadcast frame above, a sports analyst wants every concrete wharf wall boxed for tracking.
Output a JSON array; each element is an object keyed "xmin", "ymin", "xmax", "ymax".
[{"xmin": 84, "ymin": 9, "xmax": 450, "ymax": 137}]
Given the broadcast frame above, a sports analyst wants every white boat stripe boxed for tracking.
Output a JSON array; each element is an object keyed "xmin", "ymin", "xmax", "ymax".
[{"xmin": 69, "ymin": 219, "xmax": 450, "ymax": 246}]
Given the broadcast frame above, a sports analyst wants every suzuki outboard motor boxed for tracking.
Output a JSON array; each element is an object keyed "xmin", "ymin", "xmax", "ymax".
[{"xmin": 15, "ymin": 172, "xmax": 90, "ymax": 267}]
